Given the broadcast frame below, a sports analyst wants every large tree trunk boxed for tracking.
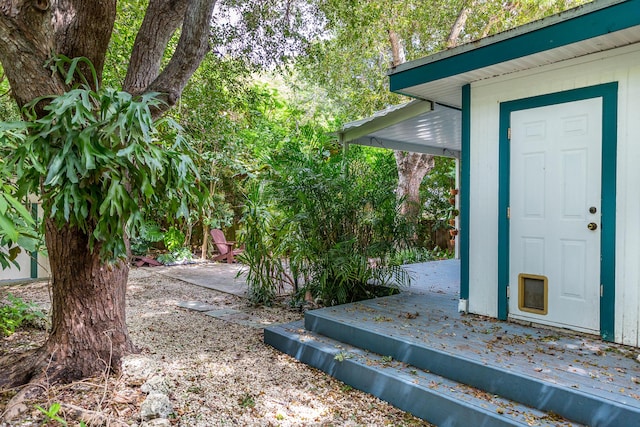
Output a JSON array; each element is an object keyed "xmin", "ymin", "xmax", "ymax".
[
  {"xmin": 0, "ymin": 0, "xmax": 216, "ymax": 412},
  {"xmin": 43, "ymin": 221, "xmax": 134, "ymax": 380},
  {"xmin": 0, "ymin": 222, "xmax": 134, "ymax": 418},
  {"xmin": 0, "ymin": 223, "xmax": 134, "ymax": 387},
  {"xmin": 388, "ymin": 29, "xmax": 435, "ymax": 227},
  {"xmin": 394, "ymin": 151, "xmax": 435, "ymax": 219}
]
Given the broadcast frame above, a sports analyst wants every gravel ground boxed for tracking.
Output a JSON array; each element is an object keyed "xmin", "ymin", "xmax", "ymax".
[{"xmin": 0, "ymin": 266, "xmax": 432, "ymax": 426}]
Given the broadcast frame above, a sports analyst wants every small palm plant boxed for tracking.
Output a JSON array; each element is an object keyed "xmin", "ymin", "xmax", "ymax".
[{"xmin": 239, "ymin": 145, "xmax": 411, "ymax": 306}]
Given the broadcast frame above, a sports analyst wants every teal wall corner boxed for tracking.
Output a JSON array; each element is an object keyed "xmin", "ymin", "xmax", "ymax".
[{"xmin": 460, "ymin": 84, "xmax": 471, "ymax": 301}]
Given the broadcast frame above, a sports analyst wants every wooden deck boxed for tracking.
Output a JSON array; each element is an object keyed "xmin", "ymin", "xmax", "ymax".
[{"xmin": 265, "ymin": 260, "xmax": 640, "ymax": 426}]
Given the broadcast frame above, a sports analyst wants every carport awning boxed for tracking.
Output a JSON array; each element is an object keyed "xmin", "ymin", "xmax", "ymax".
[{"xmin": 338, "ymin": 100, "xmax": 461, "ymax": 159}]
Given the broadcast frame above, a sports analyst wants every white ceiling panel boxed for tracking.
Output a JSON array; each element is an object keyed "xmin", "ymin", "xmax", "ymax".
[{"xmin": 339, "ymin": 102, "xmax": 461, "ymax": 158}]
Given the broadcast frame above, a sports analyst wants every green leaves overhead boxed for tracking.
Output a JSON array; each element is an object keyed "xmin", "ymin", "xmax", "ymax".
[
  {"xmin": 297, "ymin": 0, "xmax": 590, "ymax": 119},
  {"xmin": 6, "ymin": 79, "xmax": 204, "ymax": 262}
]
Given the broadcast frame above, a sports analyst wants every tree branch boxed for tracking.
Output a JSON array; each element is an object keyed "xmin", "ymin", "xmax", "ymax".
[
  {"xmin": 447, "ymin": 1, "xmax": 476, "ymax": 48},
  {"xmin": 123, "ymin": 0, "xmax": 189, "ymax": 95},
  {"xmin": 0, "ymin": 0, "xmax": 66, "ymax": 113},
  {"xmin": 52, "ymin": 0, "xmax": 116, "ymax": 86},
  {"xmin": 146, "ymin": 0, "xmax": 217, "ymax": 117},
  {"xmin": 388, "ymin": 29, "xmax": 405, "ymax": 67}
]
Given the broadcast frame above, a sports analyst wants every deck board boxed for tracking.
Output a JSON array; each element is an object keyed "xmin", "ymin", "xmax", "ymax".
[{"xmin": 319, "ymin": 292, "xmax": 640, "ymax": 402}]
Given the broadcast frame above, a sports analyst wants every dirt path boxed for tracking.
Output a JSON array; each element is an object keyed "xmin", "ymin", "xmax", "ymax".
[{"xmin": 1, "ymin": 267, "xmax": 431, "ymax": 426}]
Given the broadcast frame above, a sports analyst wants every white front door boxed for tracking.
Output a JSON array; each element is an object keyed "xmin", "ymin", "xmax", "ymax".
[{"xmin": 509, "ymin": 98, "xmax": 602, "ymax": 333}]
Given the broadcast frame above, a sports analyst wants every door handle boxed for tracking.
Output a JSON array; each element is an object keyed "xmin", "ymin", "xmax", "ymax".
[{"xmin": 587, "ymin": 222, "xmax": 598, "ymax": 231}]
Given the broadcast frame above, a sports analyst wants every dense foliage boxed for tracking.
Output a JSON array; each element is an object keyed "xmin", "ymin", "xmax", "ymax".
[
  {"xmin": 2, "ymin": 57, "xmax": 204, "ymax": 261},
  {"xmin": 241, "ymin": 141, "xmax": 412, "ymax": 306},
  {"xmin": 0, "ymin": 119, "xmax": 40, "ymax": 269},
  {"xmin": 0, "ymin": 0, "xmax": 591, "ymax": 304},
  {"xmin": 297, "ymin": 0, "xmax": 590, "ymax": 119},
  {"xmin": 0, "ymin": 294, "xmax": 45, "ymax": 337}
]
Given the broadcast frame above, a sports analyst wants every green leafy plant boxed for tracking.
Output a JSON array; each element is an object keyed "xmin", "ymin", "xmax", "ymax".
[
  {"xmin": 0, "ymin": 294, "xmax": 45, "ymax": 336},
  {"xmin": 430, "ymin": 246, "xmax": 454, "ymax": 260},
  {"xmin": 35, "ymin": 402, "xmax": 87, "ymax": 426},
  {"xmin": 421, "ymin": 157, "xmax": 456, "ymax": 238},
  {"xmin": 2, "ymin": 56, "xmax": 204, "ymax": 263},
  {"xmin": 0, "ymin": 124, "xmax": 40, "ymax": 270},
  {"xmin": 163, "ymin": 226, "xmax": 185, "ymax": 252},
  {"xmin": 36, "ymin": 403, "xmax": 66, "ymax": 425},
  {"xmin": 156, "ymin": 246, "xmax": 193, "ymax": 265},
  {"xmin": 237, "ymin": 184, "xmax": 292, "ymax": 305},
  {"xmin": 389, "ymin": 247, "xmax": 434, "ymax": 266},
  {"xmin": 130, "ymin": 220, "xmax": 164, "ymax": 256},
  {"xmin": 334, "ymin": 352, "xmax": 352, "ymax": 362},
  {"xmin": 239, "ymin": 144, "xmax": 412, "ymax": 306},
  {"xmin": 239, "ymin": 393, "xmax": 256, "ymax": 408}
]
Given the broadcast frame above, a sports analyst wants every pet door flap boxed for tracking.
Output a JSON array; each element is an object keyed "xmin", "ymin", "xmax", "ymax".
[{"xmin": 518, "ymin": 274, "xmax": 548, "ymax": 315}]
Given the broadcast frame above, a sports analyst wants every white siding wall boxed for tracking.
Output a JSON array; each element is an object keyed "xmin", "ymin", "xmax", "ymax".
[
  {"xmin": 0, "ymin": 247, "xmax": 49, "ymax": 282},
  {"xmin": 468, "ymin": 92, "xmax": 500, "ymax": 317},
  {"xmin": 0, "ymin": 202, "xmax": 49, "ymax": 282},
  {"xmin": 468, "ymin": 43, "xmax": 640, "ymax": 345}
]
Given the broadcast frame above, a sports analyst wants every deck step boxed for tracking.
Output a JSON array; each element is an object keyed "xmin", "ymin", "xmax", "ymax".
[
  {"xmin": 265, "ymin": 321, "xmax": 583, "ymax": 427},
  {"xmin": 302, "ymin": 302, "xmax": 640, "ymax": 427}
]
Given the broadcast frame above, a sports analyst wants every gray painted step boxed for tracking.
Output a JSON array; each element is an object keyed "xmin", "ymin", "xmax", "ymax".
[
  {"xmin": 304, "ymin": 308, "xmax": 640, "ymax": 427},
  {"xmin": 265, "ymin": 321, "xmax": 582, "ymax": 427}
]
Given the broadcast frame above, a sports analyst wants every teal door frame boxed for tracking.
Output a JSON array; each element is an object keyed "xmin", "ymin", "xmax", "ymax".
[{"xmin": 497, "ymin": 82, "xmax": 618, "ymax": 341}]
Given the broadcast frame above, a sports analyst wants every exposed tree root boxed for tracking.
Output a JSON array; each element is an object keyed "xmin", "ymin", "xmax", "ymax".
[
  {"xmin": 0, "ymin": 346, "xmax": 57, "ymax": 421},
  {"xmin": 0, "ymin": 347, "xmax": 48, "ymax": 390},
  {"xmin": 1, "ymin": 374, "xmax": 47, "ymax": 421},
  {"xmin": 60, "ymin": 402, "xmax": 108, "ymax": 425},
  {"xmin": 0, "ymin": 338, "xmax": 134, "ymax": 422}
]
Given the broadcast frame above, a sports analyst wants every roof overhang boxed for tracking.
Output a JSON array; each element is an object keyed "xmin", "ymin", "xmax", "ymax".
[
  {"xmin": 339, "ymin": 0, "xmax": 640, "ymax": 158},
  {"xmin": 389, "ymin": 0, "xmax": 640, "ymax": 106},
  {"xmin": 338, "ymin": 100, "xmax": 461, "ymax": 158}
]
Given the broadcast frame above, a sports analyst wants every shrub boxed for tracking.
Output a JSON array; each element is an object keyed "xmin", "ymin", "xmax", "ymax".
[
  {"xmin": 130, "ymin": 221, "xmax": 164, "ymax": 256},
  {"xmin": 239, "ymin": 147, "xmax": 412, "ymax": 306},
  {"xmin": 0, "ymin": 294, "xmax": 45, "ymax": 336},
  {"xmin": 163, "ymin": 226, "xmax": 186, "ymax": 252},
  {"xmin": 388, "ymin": 247, "xmax": 434, "ymax": 266}
]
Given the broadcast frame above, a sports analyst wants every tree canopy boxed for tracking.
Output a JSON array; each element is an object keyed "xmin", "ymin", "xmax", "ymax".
[{"xmin": 296, "ymin": 0, "xmax": 589, "ymax": 118}]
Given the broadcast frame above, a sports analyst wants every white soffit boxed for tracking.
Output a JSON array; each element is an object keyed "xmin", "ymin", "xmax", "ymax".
[{"xmin": 339, "ymin": 100, "xmax": 461, "ymax": 158}]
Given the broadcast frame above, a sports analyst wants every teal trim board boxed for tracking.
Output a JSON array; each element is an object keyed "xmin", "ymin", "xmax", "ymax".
[
  {"xmin": 390, "ymin": 0, "xmax": 640, "ymax": 94},
  {"xmin": 600, "ymin": 84, "xmax": 618, "ymax": 341},
  {"xmin": 497, "ymin": 104, "xmax": 511, "ymax": 321},
  {"xmin": 498, "ymin": 83, "xmax": 618, "ymax": 340},
  {"xmin": 460, "ymin": 84, "xmax": 470, "ymax": 300},
  {"xmin": 30, "ymin": 203, "xmax": 38, "ymax": 279}
]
